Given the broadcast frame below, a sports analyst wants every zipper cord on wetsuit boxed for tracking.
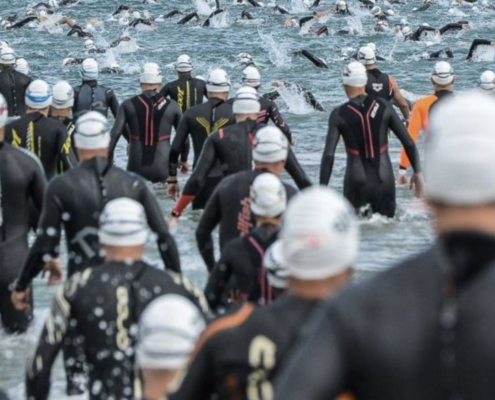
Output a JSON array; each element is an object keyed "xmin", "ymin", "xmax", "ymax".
[
  {"xmin": 436, "ymin": 245, "xmax": 459, "ymax": 400},
  {"xmin": 8, "ymin": 68, "xmax": 18, "ymax": 116},
  {"xmin": 209, "ymin": 99, "xmax": 223, "ymax": 135}
]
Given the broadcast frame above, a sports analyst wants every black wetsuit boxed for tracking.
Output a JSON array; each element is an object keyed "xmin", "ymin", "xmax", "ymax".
[
  {"xmin": 0, "ymin": 66, "xmax": 32, "ymax": 117},
  {"xmin": 203, "ymin": 9, "xmax": 226, "ymax": 27},
  {"xmin": 466, "ymin": 38, "xmax": 493, "ymax": 60},
  {"xmin": 170, "ymin": 296, "xmax": 320, "ymax": 400},
  {"xmin": 414, "ymin": 2, "xmax": 431, "ymax": 11},
  {"xmin": 110, "ymin": 91, "xmax": 182, "ymax": 183},
  {"xmin": 129, "ymin": 18, "xmax": 153, "ymax": 28},
  {"xmin": 15, "ymin": 156, "xmax": 181, "ymax": 294},
  {"xmin": 169, "ymin": 98, "xmax": 235, "ymax": 209},
  {"xmin": 178, "ymin": 12, "xmax": 200, "ymax": 24},
  {"xmin": 50, "ymin": 115, "xmax": 77, "ymax": 155},
  {"xmin": 0, "ymin": 142, "xmax": 45, "ymax": 334},
  {"xmin": 4, "ymin": 113, "xmax": 77, "ymax": 179},
  {"xmin": 5, "ymin": 17, "xmax": 38, "ymax": 30},
  {"xmin": 263, "ymin": 83, "xmax": 325, "ymax": 111},
  {"xmin": 205, "ymin": 223, "xmax": 280, "ymax": 310},
  {"xmin": 26, "ymin": 261, "xmax": 208, "ymax": 400},
  {"xmin": 439, "ymin": 22, "xmax": 467, "ymax": 34},
  {"xmin": 73, "ymin": 80, "xmax": 119, "ymax": 118},
  {"xmin": 163, "ymin": 10, "xmax": 181, "ymax": 18},
  {"xmin": 405, "ymin": 25, "xmax": 437, "ymax": 41},
  {"xmin": 428, "ymin": 90, "xmax": 455, "ymax": 117},
  {"xmin": 299, "ymin": 16, "xmax": 314, "ymax": 27},
  {"xmin": 426, "ymin": 48, "xmax": 455, "ymax": 59},
  {"xmin": 196, "ymin": 170, "xmax": 297, "ymax": 271},
  {"xmin": 299, "ymin": 49, "xmax": 329, "ymax": 69},
  {"xmin": 112, "ymin": 5, "xmax": 132, "ymax": 15},
  {"xmin": 181, "ymin": 120, "xmax": 310, "ymax": 208},
  {"xmin": 241, "ymin": 10, "xmax": 256, "ymax": 20},
  {"xmin": 320, "ymin": 95, "xmax": 421, "ymax": 217},
  {"xmin": 365, "ymin": 69, "xmax": 394, "ymax": 101},
  {"xmin": 274, "ymin": 231, "xmax": 495, "ymax": 400},
  {"xmin": 273, "ymin": 5, "xmax": 290, "ymax": 13},
  {"xmin": 160, "ymin": 75, "xmax": 207, "ymax": 113},
  {"xmin": 67, "ymin": 25, "xmax": 93, "ymax": 38}
]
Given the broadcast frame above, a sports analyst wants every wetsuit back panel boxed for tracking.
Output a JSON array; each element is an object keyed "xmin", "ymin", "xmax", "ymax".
[{"xmin": 366, "ymin": 69, "xmax": 393, "ymax": 101}]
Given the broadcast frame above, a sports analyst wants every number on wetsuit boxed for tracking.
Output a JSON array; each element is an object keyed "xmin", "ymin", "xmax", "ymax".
[{"xmin": 247, "ymin": 335, "xmax": 277, "ymax": 400}]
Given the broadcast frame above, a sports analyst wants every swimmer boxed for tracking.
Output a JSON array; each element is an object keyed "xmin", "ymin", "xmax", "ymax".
[
  {"xmin": 479, "ymin": 70, "xmax": 495, "ymax": 94},
  {"xmin": 293, "ymin": 49, "xmax": 329, "ymax": 69}
]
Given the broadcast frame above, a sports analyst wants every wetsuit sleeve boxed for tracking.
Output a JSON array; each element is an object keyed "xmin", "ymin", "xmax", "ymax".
[
  {"xmin": 57, "ymin": 126, "xmax": 77, "ymax": 173},
  {"xmin": 399, "ymin": 100, "xmax": 423, "ymax": 169},
  {"xmin": 268, "ymin": 102, "xmax": 292, "ymax": 142},
  {"xmin": 7, "ymin": 17, "xmax": 37, "ymax": 29},
  {"xmin": 15, "ymin": 183, "xmax": 63, "ymax": 291},
  {"xmin": 182, "ymin": 137, "xmax": 217, "ymax": 196},
  {"xmin": 387, "ymin": 104, "xmax": 421, "ymax": 173},
  {"xmin": 169, "ymin": 338, "xmax": 215, "ymax": 400},
  {"xmin": 439, "ymin": 23, "xmax": 462, "ymax": 34},
  {"xmin": 169, "ymin": 114, "xmax": 190, "ymax": 177},
  {"xmin": 284, "ymin": 148, "xmax": 312, "ymax": 189},
  {"xmin": 160, "ymin": 82, "xmax": 172, "ymax": 98},
  {"xmin": 26, "ymin": 285, "xmax": 72, "ymax": 400},
  {"xmin": 204, "ymin": 246, "xmax": 235, "ymax": 310},
  {"xmin": 274, "ymin": 305, "xmax": 350, "ymax": 400},
  {"xmin": 139, "ymin": 181, "xmax": 181, "ymax": 273},
  {"xmin": 106, "ymin": 89, "xmax": 120, "ymax": 119},
  {"xmin": 319, "ymin": 109, "xmax": 341, "ymax": 185},
  {"xmin": 109, "ymin": 102, "xmax": 128, "ymax": 160},
  {"xmin": 195, "ymin": 184, "xmax": 223, "ymax": 271},
  {"xmin": 300, "ymin": 50, "xmax": 329, "ymax": 69},
  {"xmin": 466, "ymin": 39, "xmax": 492, "ymax": 60}
]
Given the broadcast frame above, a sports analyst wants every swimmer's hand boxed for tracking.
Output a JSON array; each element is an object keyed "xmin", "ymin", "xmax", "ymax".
[
  {"xmin": 167, "ymin": 179, "xmax": 180, "ymax": 201},
  {"xmin": 179, "ymin": 161, "xmax": 190, "ymax": 174},
  {"xmin": 397, "ymin": 169, "xmax": 408, "ymax": 185},
  {"xmin": 168, "ymin": 216, "xmax": 179, "ymax": 234},
  {"xmin": 11, "ymin": 288, "xmax": 31, "ymax": 311},
  {"xmin": 41, "ymin": 259, "xmax": 63, "ymax": 286},
  {"xmin": 410, "ymin": 172, "xmax": 425, "ymax": 197}
]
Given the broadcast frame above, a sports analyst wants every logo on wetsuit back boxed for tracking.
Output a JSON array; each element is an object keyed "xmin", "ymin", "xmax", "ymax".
[
  {"xmin": 237, "ymin": 196, "xmax": 254, "ymax": 236},
  {"xmin": 370, "ymin": 102, "xmax": 380, "ymax": 118},
  {"xmin": 372, "ymin": 83, "xmax": 383, "ymax": 92},
  {"xmin": 196, "ymin": 117, "xmax": 231, "ymax": 136},
  {"xmin": 177, "ymin": 86, "xmax": 185, "ymax": 110},
  {"xmin": 155, "ymin": 97, "xmax": 167, "ymax": 111}
]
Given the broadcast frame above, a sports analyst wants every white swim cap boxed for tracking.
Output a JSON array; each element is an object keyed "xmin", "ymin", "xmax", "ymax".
[
  {"xmin": 0, "ymin": 93, "xmax": 8, "ymax": 129},
  {"xmin": 233, "ymin": 86, "xmax": 260, "ymax": 114},
  {"xmin": 110, "ymin": 62, "xmax": 120, "ymax": 69},
  {"xmin": 98, "ymin": 198, "xmax": 148, "ymax": 246},
  {"xmin": 242, "ymin": 66, "xmax": 261, "ymax": 88},
  {"xmin": 371, "ymin": 6, "xmax": 382, "ymax": 15},
  {"xmin": 238, "ymin": 52, "xmax": 253, "ymax": 65},
  {"xmin": 84, "ymin": 38, "xmax": 96, "ymax": 50},
  {"xmin": 140, "ymin": 62, "xmax": 162, "ymax": 84},
  {"xmin": 0, "ymin": 47, "xmax": 15, "ymax": 65},
  {"xmin": 206, "ymin": 69, "xmax": 230, "ymax": 93},
  {"xmin": 264, "ymin": 240, "xmax": 288, "ymax": 289},
  {"xmin": 336, "ymin": 0, "xmax": 347, "ymax": 10},
  {"xmin": 431, "ymin": 61, "xmax": 454, "ymax": 85},
  {"xmin": 342, "ymin": 61, "xmax": 368, "ymax": 87},
  {"xmin": 132, "ymin": 11, "xmax": 141, "ymax": 19},
  {"xmin": 136, "ymin": 295, "xmax": 205, "ymax": 369},
  {"xmin": 80, "ymin": 58, "xmax": 99, "ymax": 81},
  {"xmin": 479, "ymin": 70, "xmax": 495, "ymax": 92},
  {"xmin": 52, "ymin": 80, "xmax": 74, "ymax": 109},
  {"xmin": 402, "ymin": 25, "xmax": 411, "ymax": 35},
  {"xmin": 74, "ymin": 111, "xmax": 110, "ymax": 150},
  {"xmin": 38, "ymin": 10, "xmax": 47, "ymax": 18},
  {"xmin": 253, "ymin": 126, "xmax": 289, "ymax": 163},
  {"xmin": 176, "ymin": 54, "xmax": 193, "ymax": 72},
  {"xmin": 281, "ymin": 187, "xmax": 358, "ymax": 280},
  {"xmin": 357, "ymin": 46, "xmax": 376, "ymax": 65},
  {"xmin": 25, "ymin": 80, "xmax": 52, "ymax": 109},
  {"xmin": 14, "ymin": 58, "xmax": 29, "ymax": 75},
  {"xmin": 426, "ymin": 93, "xmax": 495, "ymax": 205},
  {"xmin": 250, "ymin": 173, "xmax": 287, "ymax": 218},
  {"xmin": 366, "ymin": 42, "xmax": 377, "ymax": 52},
  {"xmin": 62, "ymin": 57, "xmax": 74, "ymax": 66}
]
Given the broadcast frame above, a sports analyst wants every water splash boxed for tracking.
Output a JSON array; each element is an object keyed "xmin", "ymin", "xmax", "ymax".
[
  {"xmin": 258, "ymin": 29, "xmax": 292, "ymax": 68},
  {"xmin": 276, "ymin": 86, "xmax": 315, "ymax": 114},
  {"xmin": 347, "ymin": 16, "xmax": 364, "ymax": 35},
  {"xmin": 196, "ymin": 0, "xmax": 213, "ymax": 16},
  {"xmin": 471, "ymin": 46, "xmax": 495, "ymax": 61},
  {"xmin": 291, "ymin": 0, "xmax": 308, "ymax": 13},
  {"xmin": 209, "ymin": 11, "xmax": 231, "ymax": 28}
]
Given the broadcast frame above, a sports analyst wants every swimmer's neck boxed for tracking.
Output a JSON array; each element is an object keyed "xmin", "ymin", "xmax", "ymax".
[
  {"xmin": 51, "ymin": 108, "xmax": 72, "ymax": 118},
  {"xmin": 287, "ymin": 269, "xmax": 352, "ymax": 300},
  {"xmin": 0, "ymin": 127, "xmax": 4, "ymax": 142},
  {"xmin": 27, "ymin": 107, "xmax": 49, "ymax": 116},
  {"xmin": 344, "ymin": 86, "xmax": 367, "ymax": 99}
]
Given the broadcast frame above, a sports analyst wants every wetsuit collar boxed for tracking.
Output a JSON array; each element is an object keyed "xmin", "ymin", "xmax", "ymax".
[
  {"xmin": 80, "ymin": 156, "xmax": 111, "ymax": 174},
  {"xmin": 83, "ymin": 80, "xmax": 98, "ymax": 87},
  {"xmin": 434, "ymin": 89, "xmax": 453, "ymax": 98},
  {"xmin": 140, "ymin": 89, "xmax": 159, "ymax": 98},
  {"xmin": 439, "ymin": 230, "xmax": 495, "ymax": 286}
]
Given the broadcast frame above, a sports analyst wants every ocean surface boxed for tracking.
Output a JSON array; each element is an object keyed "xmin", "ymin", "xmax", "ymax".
[{"xmin": 1, "ymin": 0, "xmax": 494, "ymax": 397}]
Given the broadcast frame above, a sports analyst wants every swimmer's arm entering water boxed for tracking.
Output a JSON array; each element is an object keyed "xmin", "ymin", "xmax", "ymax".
[
  {"xmin": 320, "ymin": 108, "xmax": 341, "ymax": 185},
  {"xmin": 466, "ymin": 38, "xmax": 495, "ymax": 60}
]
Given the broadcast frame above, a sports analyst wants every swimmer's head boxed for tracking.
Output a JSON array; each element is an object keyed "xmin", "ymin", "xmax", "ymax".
[
  {"xmin": 14, "ymin": 58, "xmax": 29, "ymax": 76},
  {"xmin": 250, "ymin": 173, "xmax": 287, "ymax": 218},
  {"xmin": 242, "ymin": 66, "xmax": 261, "ymax": 89},
  {"xmin": 52, "ymin": 80, "xmax": 74, "ymax": 109},
  {"xmin": 84, "ymin": 39, "xmax": 96, "ymax": 51},
  {"xmin": 132, "ymin": 11, "xmax": 141, "ymax": 19},
  {"xmin": 175, "ymin": 54, "xmax": 193, "ymax": 73},
  {"xmin": 25, "ymin": 79, "xmax": 52, "ymax": 110},
  {"xmin": 357, "ymin": 46, "xmax": 376, "ymax": 66},
  {"xmin": 336, "ymin": 0, "xmax": 347, "ymax": 11},
  {"xmin": 99, "ymin": 198, "xmax": 148, "ymax": 247},
  {"xmin": 253, "ymin": 126, "xmax": 289, "ymax": 164},
  {"xmin": 431, "ymin": 61, "xmax": 454, "ymax": 86},
  {"xmin": 206, "ymin": 68, "xmax": 230, "ymax": 94},
  {"xmin": 80, "ymin": 58, "xmax": 99, "ymax": 81},
  {"xmin": 366, "ymin": 42, "xmax": 377, "ymax": 53},
  {"xmin": 233, "ymin": 86, "xmax": 260, "ymax": 115},
  {"xmin": 281, "ymin": 187, "xmax": 358, "ymax": 280},
  {"xmin": 238, "ymin": 52, "xmax": 254, "ymax": 66},
  {"xmin": 375, "ymin": 20, "xmax": 389, "ymax": 31},
  {"xmin": 110, "ymin": 62, "xmax": 120, "ymax": 70},
  {"xmin": 371, "ymin": 6, "xmax": 382, "ymax": 15},
  {"xmin": 402, "ymin": 25, "xmax": 411, "ymax": 35},
  {"xmin": 0, "ymin": 47, "xmax": 16, "ymax": 66},
  {"xmin": 479, "ymin": 70, "xmax": 495, "ymax": 93},
  {"xmin": 342, "ymin": 61, "xmax": 368, "ymax": 87},
  {"xmin": 74, "ymin": 111, "xmax": 110, "ymax": 150},
  {"xmin": 140, "ymin": 62, "xmax": 162, "ymax": 85},
  {"xmin": 0, "ymin": 93, "xmax": 8, "ymax": 129}
]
